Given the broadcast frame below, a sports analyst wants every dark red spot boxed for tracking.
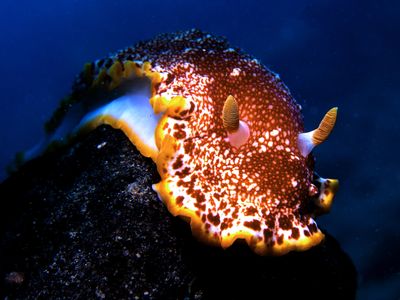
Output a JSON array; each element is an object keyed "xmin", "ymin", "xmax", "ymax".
[
  {"xmin": 304, "ymin": 230, "xmax": 310, "ymax": 237},
  {"xmin": 308, "ymin": 223, "xmax": 318, "ymax": 233},
  {"xmin": 165, "ymin": 74, "xmax": 174, "ymax": 85},
  {"xmin": 220, "ymin": 222, "xmax": 228, "ymax": 230},
  {"xmin": 263, "ymin": 216, "xmax": 274, "ymax": 229},
  {"xmin": 232, "ymin": 209, "xmax": 239, "ymax": 219},
  {"xmin": 278, "ymin": 215, "xmax": 292, "ymax": 230},
  {"xmin": 190, "ymin": 174, "xmax": 197, "ymax": 184},
  {"xmin": 184, "ymin": 142, "xmax": 194, "ymax": 154},
  {"xmin": 196, "ymin": 193, "xmax": 206, "ymax": 203},
  {"xmin": 244, "ymin": 220, "xmax": 261, "ymax": 231},
  {"xmin": 173, "ymin": 123, "xmax": 184, "ymax": 130},
  {"xmin": 172, "ymin": 155, "xmax": 184, "ymax": 169},
  {"xmin": 176, "ymin": 196, "xmax": 184, "ymax": 205},
  {"xmin": 277, "ymin": 235, "xmax": 284, "ymax": 245},
  {"xmin": 180, "ymin": 109, "xmax": 189, "ymax": 116},
  {"xmin": 218, "ymin": 201, "xmax": 227, "ymax": 210},
  {"xmin": 221, "ymin": 218, "xmax": 233, "ymax": 230},
  {"xmin": 189, "ymin": 102, "xmax": 195, "ymax": 114},
  {"xmin": 263, "ymin": 229, "xmax": 273, "ymax": 242},
  {"xmin": 291, "ymin": 228, "xmax": 300, "ymax": 240},
  {"xmin": 173, "ymin": 130, "xmax": 186, "ymax": 139},
  {"xmin": 194, "ymin": 203, "xmax": 206, "ymax": 211},
  {"xmin": 176, "ymin": 167, "xmax": 190, "ymax": 177},
  {"xmin": 207, "ymin": 213, "xmax": 220, "ymax": 226},
  {"xmin": 245, "ymin": 207, "xmax": 258, "ymax": 216}
]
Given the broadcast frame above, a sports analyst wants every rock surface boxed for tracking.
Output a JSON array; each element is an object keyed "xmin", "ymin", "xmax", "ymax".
[{"xmin": 0, "ymin": 125, "xmax": 357, "ymax": 299}]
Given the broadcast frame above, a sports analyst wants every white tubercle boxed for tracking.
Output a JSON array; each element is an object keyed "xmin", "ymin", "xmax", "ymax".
[
  {"xmin": 226, "ymin": 120, "xmax": 250, "ymax": 149},
  {"xmin": 297, "ymin": 130, "xmax": 316, "ymax": 157},
  {"xmin": 297, "ymin": 107, "xmax": 338, "ymax": 157}
]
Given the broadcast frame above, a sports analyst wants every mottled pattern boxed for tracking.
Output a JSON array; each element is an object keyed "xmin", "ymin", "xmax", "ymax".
[{"xmin": 65, "ymin": 29, "xmax": 330, "ymax": 255}]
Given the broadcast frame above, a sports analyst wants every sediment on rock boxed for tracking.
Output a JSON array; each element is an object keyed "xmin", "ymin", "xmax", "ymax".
[{"xmin": 0, "ymin": 125, "xmax": 357, "ymax": 299}]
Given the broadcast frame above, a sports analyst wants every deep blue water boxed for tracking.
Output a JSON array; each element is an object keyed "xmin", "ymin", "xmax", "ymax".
[{"xmin": 1, "ymin": 0, "xmax": 399, "ymax": 298}]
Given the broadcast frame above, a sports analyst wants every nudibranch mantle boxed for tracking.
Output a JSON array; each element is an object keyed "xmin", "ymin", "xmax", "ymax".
[{"xmin": 31, "ymin": 29, "xmax": 339, "ymax": 255}]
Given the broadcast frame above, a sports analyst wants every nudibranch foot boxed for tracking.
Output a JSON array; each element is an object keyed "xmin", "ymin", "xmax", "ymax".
[
  {"xmin": 18, "ymin": 29, "xmax": 339, "ymax": 256},
  {"xmin": 22, "ymin": 59, "xmax": 164, "ymax": 163},
  {"xmin": 77, "ymin": 79, "xmax": 160, "ymax": 160}
]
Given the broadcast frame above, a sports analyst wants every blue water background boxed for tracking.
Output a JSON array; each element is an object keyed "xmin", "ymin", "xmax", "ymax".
[{"xmin": 1, "ymin": 0, "xmax": 399, "ymax": 298}]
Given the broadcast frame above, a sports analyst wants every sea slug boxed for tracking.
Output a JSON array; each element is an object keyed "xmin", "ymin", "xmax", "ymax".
[{"xmin": 24, "ymin": 29, "xmax": 339, "ymax": 255}]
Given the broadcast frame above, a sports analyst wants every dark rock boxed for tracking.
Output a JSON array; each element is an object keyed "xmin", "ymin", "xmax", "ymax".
[{"xmin": 0, "ymin": 125, "xmax": 357, "ymax": 299}]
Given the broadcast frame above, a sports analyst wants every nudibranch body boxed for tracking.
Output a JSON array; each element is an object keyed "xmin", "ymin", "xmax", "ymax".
[{"xmin": 27, "ymin": 29, "xmax": 339, "ymax": 255}]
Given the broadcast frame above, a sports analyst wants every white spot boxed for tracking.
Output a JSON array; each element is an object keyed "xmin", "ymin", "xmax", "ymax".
[
  {"xmin": 97, "ymin": 142, "xmax": 107, "ymax": 149},
  {"xmin": 225, "ymin": 48, "xmax": 236, "ymax": 52},
  {"xmin": 230, "ymin": 68, "xmax": 241, "ymax": 77},
  {"xmin": 291, "ymin": 179, "xmax": 298, "ymax": 188},
  {"xmin": 232, "ymin": 169, "xmax": 239, "ymax": 176},
  {"xmin": 248, "ymin": 183, "xmax": 257, "ymax": 190},
  {"xmin": 268, "ymin": 141, "xmax": 273, "ymax": 147},
  {"xmin": 270, "ymin": 129, "xmax": 279, "ymax": 136}
]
